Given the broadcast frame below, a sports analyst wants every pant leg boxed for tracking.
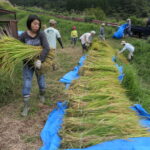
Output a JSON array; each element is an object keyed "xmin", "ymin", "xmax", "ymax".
[
  {"xmin": 73, "ymin": 38, "xmax": 77, "ymax": 46},
  {"xmin": 22, "ymin": 64, "xmax": 34, "ymax": 97},
  {"xmin": 128, "ymin": 51, "xmax": 133, "ymax": 60},
  {"xmin": 35, "ymin": 71, "xmax": 46, "ymax": 92}
]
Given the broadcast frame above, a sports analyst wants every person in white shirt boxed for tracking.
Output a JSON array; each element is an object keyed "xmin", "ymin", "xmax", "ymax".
[
  {"xmin": 44, "ymin": 19, "xmax": 63, "ymax": 49},
  {"xmin": 80, "ymin": 30, "xmax": 96, "ymax": 53},
  {"xmin": 44, "ymin": 19, "xmax": 63, "ymax": 70},
  {"xmin": 118, "ymin": 41, "xmax": 135, "ymax": 60}
]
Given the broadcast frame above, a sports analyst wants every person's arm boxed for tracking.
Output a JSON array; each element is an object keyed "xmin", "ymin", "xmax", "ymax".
[
  {"xmin": 39, "ymin": 32, "xmax": 50, "ymax": 62},
  {"xmin": 57, "ymin": 38, "xmax": 63, "ymax": 48},
  {"xmin": 76, "ymin": 31, "xmax": 78, "ymax": 38},
  {"xmin": 56, "ymin": 30, "xmax": 63, "ymax": 48},
  {"xmin": 119, "ymin": 46, "xmax": 126, "ymax": 54}
]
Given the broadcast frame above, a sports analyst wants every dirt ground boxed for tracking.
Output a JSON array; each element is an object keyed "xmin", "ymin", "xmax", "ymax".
[{"xmin": 0, "ymin": 46, "xmax": 82, "ymax": 150}]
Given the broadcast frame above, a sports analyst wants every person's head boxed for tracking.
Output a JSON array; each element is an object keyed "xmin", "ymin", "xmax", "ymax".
[
  {"xmin": 49, "ymin": 19, "xmax": 57, "ymax": 27},
  {"xmin": 27, "ymin": 15, "xmax": 41, "ymax": 33},
  {"xmin": 90, "ymin": 30, "xmax": 96, "ymax": 36},
  {"xmin": 127, "ymin": 18, "xmax": 130, "ymax": 22},
  {"xmin": 102, "ymin": 23, "xmax": 105, "ymax": 26},
  {"xmin": 72, "ymin": 26, "xmax": 76, "ymax": 30},
  {"xmin": 121, "ymin": 40, "xmax": 126, "ymax": 45}
]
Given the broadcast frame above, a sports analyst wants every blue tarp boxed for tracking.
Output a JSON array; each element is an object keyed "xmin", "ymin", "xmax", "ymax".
[
  {"xmin": 40, "ymin": 102, "xmax": 67, "ymax": 150},
  {"xmin": 59, "ymin": 55, "xmax": 86, "ymax": 88},
  {"xmin": 113, "ymin": 24, "xmax": 128, "ymax": 39},
  {"xmin": 18, "ymin": 31, "xmax": 24, "ymax": 36},
  {"xmin": 112, "ymin": 56, "xmax": 125, "ymax": 83},
  {"xmin": 66, "ymin": 137, "xmax": 150, "ymax": 150},
  {"xmin": 131, "ymin": 104, "xmax": 150, "ymax": 128}
]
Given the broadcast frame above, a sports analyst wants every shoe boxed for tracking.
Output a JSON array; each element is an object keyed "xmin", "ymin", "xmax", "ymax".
[
  {"xmin": 21, "ymin": 97, "xmax": 30, "ymax": 117},
  {"xmin": 39, "ymin": 95, "xmax": 45, "ymax": 103}
]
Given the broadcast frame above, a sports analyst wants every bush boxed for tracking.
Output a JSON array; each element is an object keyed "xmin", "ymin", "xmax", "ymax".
[
  {"xmin": 84, "ymin": 7, "xmax": 106, "ymax": 20},
  {"xmin": 84, "ymin": 15, "xmax": 96, "ymax": 22},
  {"xmin": 129, "ymin": 16, "xmax": 145, "ymax": 26}
]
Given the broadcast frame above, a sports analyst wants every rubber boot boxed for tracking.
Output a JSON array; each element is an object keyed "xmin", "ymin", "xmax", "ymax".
[
  {"xmin": 39, "ymin": 90, "xmax": 45, "ymax": 103},
  {"xmin": 21, "ymin": 97, "xmax": 30, "ymax": 117}
]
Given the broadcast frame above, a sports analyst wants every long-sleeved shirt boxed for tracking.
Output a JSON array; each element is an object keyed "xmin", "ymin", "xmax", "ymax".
[
  {"xmin": 120, "ymin": 43, "xmax": 135, "ymax": 53},
  {"xmin": 80, "ymin": 33, "xmax": 92, "ymax": 44},
  {"xmin": 19, "ymin": 31, "xmax": 50, "ymax": 63}
]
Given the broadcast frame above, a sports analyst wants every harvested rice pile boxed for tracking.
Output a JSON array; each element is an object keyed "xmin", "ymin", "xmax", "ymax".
[
  {"xmin": 60, "ymin": 39, "xmax": 150, "ymax": 149},
  {"xmin": 0, "ymin": 36, "xmax": 54, "ymax": 75}
]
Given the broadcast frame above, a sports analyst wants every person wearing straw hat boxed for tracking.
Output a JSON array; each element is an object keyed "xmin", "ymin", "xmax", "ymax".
[
  {"xmin": 118, "ymin": 41, "xmax": 135, "ymax": 60},
  {"xmin": 79, "ymin": 30, "xmax": 96, "ymax": 53},
  {"xmin": 44, "ymin": 19, "xmax": 63, "ymax": 70},
  {"xmin": 99, "ymin": 23, "xmax": 105, "ymax": 40}
]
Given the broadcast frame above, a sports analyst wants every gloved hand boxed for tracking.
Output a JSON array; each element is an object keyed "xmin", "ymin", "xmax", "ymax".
[{"xmin": 34, "ymin": 59, "xmax": 42, "ymax": 69}]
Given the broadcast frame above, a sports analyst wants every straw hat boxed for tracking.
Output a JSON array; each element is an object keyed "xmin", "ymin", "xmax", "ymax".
[
  {"xmin": 121, "ymin": 41, "xmax": 126, "ymax": 45},
  {"xmin": 49, "ymin": 19, "xmax": 57, "ymax": 24},
  {"xmin": 91, "ymin": 30, "xmax": 96, "ymax": 34}
]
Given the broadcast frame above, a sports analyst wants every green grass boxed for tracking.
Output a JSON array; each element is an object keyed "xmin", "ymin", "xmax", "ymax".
[{"xmin": 108, "ymin": 38, "xmax": 150, "ymax": 111}]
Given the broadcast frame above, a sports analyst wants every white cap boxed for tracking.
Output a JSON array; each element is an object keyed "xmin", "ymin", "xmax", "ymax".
[
  {"xmin": 49, "ymin": 19, "xmax": 57, "ymax": 24},
  {"xmin": 127, "ymin": 18, "xmax": 131, "ymax": 21},
  {"xmin": 121, "ymin": 40, "xmax": 126, "ymax": 45},
  {"xmin": 102, "ymin": 23, "xmax": 105, "ymax": 26},
  {"xmin": 91, "ymin": 30, "xmax": 96, "ymax": 34}
]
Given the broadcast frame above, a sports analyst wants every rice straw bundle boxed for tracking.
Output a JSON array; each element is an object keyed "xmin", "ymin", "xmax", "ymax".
[{"xmin": 0, "ymin": 36, "xmax": 42, "ymax": 75}]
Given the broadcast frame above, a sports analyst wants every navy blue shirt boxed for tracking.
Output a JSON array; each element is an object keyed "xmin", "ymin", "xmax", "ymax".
[{"xmin": 19, "ymin": 31, "xmax": 50, "ymax": 62}]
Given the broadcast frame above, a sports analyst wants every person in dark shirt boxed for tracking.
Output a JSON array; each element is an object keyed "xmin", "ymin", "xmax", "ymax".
[{"xmin": 19, "ymin": 15, "xmax": 50, "ymax": 116}]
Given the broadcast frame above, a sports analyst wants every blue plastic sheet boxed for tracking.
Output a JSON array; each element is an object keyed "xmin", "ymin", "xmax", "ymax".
[
  {"xmin": 59, "ymin": 55, "xmax": 86, "ymax": 88},
  {"xmin": 66, "ymin": 137, "xmax": 150, "ymax": 150},
  {"xmin": 131, "ymin": 104, "xmax": 150, "ymax": 128},
  {"xmin": 18, "ymin": 31, "xmax": 24, "ymax": 36},
  {"xmin": 113, "ymin": 24, "xmax": 128, "ymax": 39},
  {"xmin": 112, "ymin": 56, "xmax": 125, "ymax": 83},
  {"xmin": 40, "ymin": 102, "xmax": 67, "ymax": 150}
]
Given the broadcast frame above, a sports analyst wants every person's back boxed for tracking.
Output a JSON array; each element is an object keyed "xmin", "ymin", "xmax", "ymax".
[
  {"xmin": 44, "ymin": 27, "xmax": 61, "ymax": 49},
  {"xmin": 80, "ymin": 32, "xmax": 91, "ymax": 44},
  {"xmin": 71, "ymin": 30, "xmax": 78, "ymax": 38},
  {"xmin": 125, "ymin": 43, "xmax": 134, "ymax": 52},
  {"xmin": 100, "ymin": 26, "xmax": 105, "ymax": 35}
]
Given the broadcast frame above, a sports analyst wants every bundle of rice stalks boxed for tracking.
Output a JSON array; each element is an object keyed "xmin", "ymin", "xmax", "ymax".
[
  {"xmin": 60, "ymin": 40, "xmax": 150, "ymax": 149},
  {"xmin": 0, "ymin": 36, "xmax": 54, "ymax": 75},
  {"xmin": 0, "ymin": 36, "xmax": 41, "ymax": 75}
]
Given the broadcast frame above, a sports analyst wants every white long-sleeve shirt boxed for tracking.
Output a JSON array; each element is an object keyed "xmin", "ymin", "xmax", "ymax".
[
  {"xmin": 80, "ymin": 33, "xmax": 92, "ymax": 44},
  {"xmin": 120, "ymin": 43, "xmax": 135, "ymax": 53}
]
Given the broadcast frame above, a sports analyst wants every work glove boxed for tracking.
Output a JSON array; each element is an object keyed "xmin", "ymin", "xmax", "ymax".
[{"xmin": 34, "ymin": 59, "xmax": 42, "ymax": 69}]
